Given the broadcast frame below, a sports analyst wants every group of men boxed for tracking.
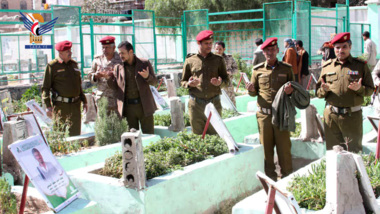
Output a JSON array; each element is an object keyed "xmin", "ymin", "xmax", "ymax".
[{"xmin": 42, "ymin": 30, "xmax": 377, "ymax": 181}]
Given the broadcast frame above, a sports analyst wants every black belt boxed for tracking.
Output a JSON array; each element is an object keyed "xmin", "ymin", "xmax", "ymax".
[
  {"xmin": 127, "ymin": 98, "xmax": 141, "ymax": 104},
  {"xmin": 190, "ymin": 95, "xmax": 220, "ymax": 105}
]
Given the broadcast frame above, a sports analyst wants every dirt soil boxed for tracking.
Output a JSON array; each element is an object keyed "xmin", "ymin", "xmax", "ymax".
[{"xmin": 14, "ymin": 192, "xmax": 51, "ymax": 214}]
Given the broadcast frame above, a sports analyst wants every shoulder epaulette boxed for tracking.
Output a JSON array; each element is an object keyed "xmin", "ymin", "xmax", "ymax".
[
  {"xmin": 322, "ymin": 59, "xmax": 333, "ymax": 67},
  {"xmin": 186, "ymin": 53, "xmax": 196, "ymax": 58},
  {"xmin": 48, "ymin": 59, "xmax": 58, "ymax": 66},
  {"xmin": 353, "ymin": 57, "xmax": 366, "ymax": 64},
  {"xmin": 253, "ymin": 62, "xmax": 265, "ymax": 70}
]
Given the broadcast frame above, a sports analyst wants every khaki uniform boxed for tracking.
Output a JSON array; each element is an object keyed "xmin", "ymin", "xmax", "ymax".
[
  {"xmin": 42, "ymin": 58, "xmax": 87, "ymax": 136},
  {"xmin": 88, "ymin": 52, "xmax": 122, "ymax": 112},
  {"xmin": 249, "ymin": 60, "xmax": 294, "ymax": 180},
  {"xmin": 181, "ymin": 52, "xmax": 229, "ymax": 135},
  {"xmin": 222, "ymin": 54, "xmax": 238, "ymax": 105},
  {"xmin": 316, "ymin": 55, "xmax": 374, "ymax": 153}
]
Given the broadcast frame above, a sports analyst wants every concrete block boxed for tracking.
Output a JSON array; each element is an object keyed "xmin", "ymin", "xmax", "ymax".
[
  {"xmin": 168, "ymin": 97, "xmax": 185, "ymax": 132},
  {"xmin": 300, "ymin": 104, "xmax": 320, "ymax": 141},
  {"xmin": 247, "ymin": 100, "xmax": 257, "ymax": 113},
  {"xmin": 324, "ymin": 147, "xmax": 365, "ymax": 214},
  {"xmin": 121, "ymin": 130, "xmax": 146, "ymax": 190},
  {"xmin": 166, "ymin": 79, "xmax": 177, "ymax": 98},
  {"xmin": 83, "ymin": 94, "xmax": 96, "ymax": 123}
]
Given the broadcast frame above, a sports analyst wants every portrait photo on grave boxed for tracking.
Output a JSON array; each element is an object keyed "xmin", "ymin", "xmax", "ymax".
[{"xmin": 8, "ymin": 135, "xmax": 80, "ymax": 212}]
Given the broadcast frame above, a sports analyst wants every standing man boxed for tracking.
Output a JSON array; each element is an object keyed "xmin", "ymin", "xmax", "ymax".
[
  {"xmin": 283, "ymin": 38, "xmax": 299, "ymax": 83},
  {"xmin": 296, "ymin": 40, "xmax": 310, "ymax": 88},
  {"xmin": 181, "ymin": 30, "xmax": 229, "ymax": 135},
  {"xmin": 362, "ymin": 31, "xmax": 377, "ymax": 71},
  {"xmin": 252, "ymin": 38, "xmax": 266, "ymax": 66},
  {"xmin": 316, "ymin": 32, "xmax": 374, "ymax": 153},
  {"xmin": 107, "ymin": 41, "xmax": 158, "ymax": 134},
  {"xmin": 88, "ymin": 36, "xmax": 122, "ymax": 112},
  {"xmin": 246, "ymin": 37, "xmax": 294, "ymax": 181},
  {"xmin": 214, "ymin": 41, "xmax": 238, "ymax": 105},
  {"xmin": 42, "ymin": 40, "xmax": 87, "ymax": 136}
]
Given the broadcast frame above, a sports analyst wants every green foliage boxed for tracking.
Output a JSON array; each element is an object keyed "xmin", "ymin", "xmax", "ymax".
[
  {"xmin": 47, "ymin": 114, "xmax": 77, "ymax": 154},
  {"xmin": 145, "ymin": 0, "xmax": 278, "ymax": 34},
  {"xmin": 101, "ymin": 132, "xmax": 229, "ymax": 180},
  {"xmin": 232, "ymin": 53, "xmax": 252, "ymax": 88},
  {"xmin": 290, "ymin": 122, "xmax": 302, "ymax": 137},
  {"xmin": 287, "ymin": 159, "xmax": 326, "ymax": 210},
  {"xmin": 363, "ymin": 96, "xmax": 371, "ymax": 107},
  {"xmin": 288, "ymin": 153, "xmax": 380, "ymax": 211},
  {"xmin": 0, "ymin": 178, "xmax": 17, "ymax": 214},
  {"xmin": 13, "ymin": 84, "xmax": 42, "ymax": 113},
  {"xmin": 154, "ymin": 109, "xmax": 239, "ymax": 127},
  {"xmin": 309, "ymin": 90, "xmax": 316, "ymax": 98},
  {"xmin": 176, "ymin": 87, "xmax": 189, "ymax": 96},
  {"xmin": 83, "ymin": 86, "xmax": 97, "ymax": 94},
  {"xmin": 157, "ymin": 85, "xmax": 167, "ymax": 92},
  {"xmin": 94, "ymin": 97, "xmax": 128, "ymax": 146}
]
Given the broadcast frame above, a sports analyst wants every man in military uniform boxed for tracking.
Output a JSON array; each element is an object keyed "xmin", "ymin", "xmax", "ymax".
[
  {"xmin": 214, "ymin": 41, "xmax": 238, "ymax": 105},
  {"xmin": 181, "ymin": 30, "xmax": 229, "ymax": 135},
  {"xmin": 87, "ymin": 36, "xmax": 122, "ymax": 112},
  {"xmin": 42, "ymin": 40, "xmax": 87, "ymax": 136},
  {"xmin": 246, "ymin": 37, "xmax": 294, "ymax": 180},
  {"xmin": 316, "ymin": 32, "xmax": 374, "ymax": 153},
  {"xmin": 107, "ymin": 41, "xmax": 158, "ymax": 134}
]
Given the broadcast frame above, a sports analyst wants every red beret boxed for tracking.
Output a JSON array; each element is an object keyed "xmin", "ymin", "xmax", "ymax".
[
  {"xmin": 261, "ymin": 37, "xmax": 278, "ymax": 50},
  {"xmin": 55, "ymin": 40, "xmax": 72, "ymax": 51},
  {"xmin": 331, "ymin": 32, "xmax": 350, "ymax": 45},
  {"xmin": 99, "ymin": 36, "xmax": 115, "ymax": 45},
  {"xmin": 196, "ymin": 30, "xmax": 213, "ymax": 42}
]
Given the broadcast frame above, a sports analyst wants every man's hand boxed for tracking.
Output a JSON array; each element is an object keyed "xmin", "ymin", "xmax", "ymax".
[
  {"xmin": 321, "ymin": 78, "xmax": 330, "ymax": 92},
  {"xmin": 348, "ymin": 78, "xmax": 362, "ymax": 91},
  {"xmin": 188, "ymin": 76, "xmax": 200, "ymax": 87},
  {"xmin": 138, "ymin": 66, "xmax": 150, "ymax": 79},
  {"xmin": 210, "ymin": 76, "xmax": 222, "ymax": 86},
  {"xmin": 284, "ymin": 83, "xmax": 294, "ymax": 95},
  {"xmin": 95, "ymin": 71, "xmax": 107, "ymax": 80},
  {"xmin": 46, "ymin": 107, "xmax": 53, "ymax": 118},
  {"xmin": 83, "ymin": 103, "xmax": 88, "ymax": 113},
  {"xmin": 246, "ymin": 83, "xmax": 255, "ymax": 92}
]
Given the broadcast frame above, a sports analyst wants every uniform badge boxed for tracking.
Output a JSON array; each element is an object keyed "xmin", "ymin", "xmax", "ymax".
[
  {"xmin": 348, "ymin": 70, "xmax": 358, "ymax": 75},
  {"xmin": 57, "ymin": 69, "xmax": 65, "ymax": 72},
  {"xmin": 327, "ymin": 72, "xmax": 336, "ymax": 75}
]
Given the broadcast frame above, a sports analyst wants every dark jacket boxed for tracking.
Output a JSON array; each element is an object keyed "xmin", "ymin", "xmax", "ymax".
[{"xmin": 108, "ymin": 56, "xmax": 158, "ymax": 117}]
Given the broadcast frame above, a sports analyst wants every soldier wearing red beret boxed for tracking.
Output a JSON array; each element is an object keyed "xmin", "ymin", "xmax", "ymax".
[
  {"xmin": 316, "ymin": 32, "xmax": 374, "ymax": 152},
  {"xmin": 246, "ymin": 37, "xmax": 295, "ymax": 181},
  {"xmin": 41, "ymin": 40, "xmax": 87, "ymax": 136},
  {"xmin": 181, "ymin": 30, "xmax": 229, "ymax": 135},
  {"xmin": 87, "ymin": 36, "xmax": 122, "ymax": 113}
]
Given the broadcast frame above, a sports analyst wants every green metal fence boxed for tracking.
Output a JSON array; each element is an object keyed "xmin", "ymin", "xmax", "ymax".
[{"xmin": 350, "ymin": 23, "xmax": 371, "ymax": 57}]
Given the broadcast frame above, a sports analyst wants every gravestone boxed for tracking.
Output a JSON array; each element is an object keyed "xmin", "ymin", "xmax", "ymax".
[
  {"xmin": 166, "ymin": 79, "xmax": 177, "ymax": 98},
  {"xmin": 169, "ymin": 97, "xmax": 185, "ymax": 132},
  {"xmin": 300, "ymin": 104, "xmax": 320, "ymax": 141}
]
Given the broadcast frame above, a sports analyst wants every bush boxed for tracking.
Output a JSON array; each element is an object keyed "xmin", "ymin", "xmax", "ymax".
[
  {"xmin": 154, "ymin": 109, "xmax": 239, "ymax": 127},
  {"xmin": 0, "ymin": 178, "xmax": 17, "ymax": 214},
  {"xmin": 83, "ymin": 86, "xmax": 97, "ymax": 94},
  {"xmin": 176, "ymin": 87, "xmax": 189, "ymax": 96},
  {"xmin": 232, "ymin": 53, "xmax": 253, "ymax": 88},
  {"xmin": 290, "ymin": 122, "xmax": 302, "ymax": 137},
  {"xmin": 94, "ymin": 97, "xmax": 128, "ymax": 146},
  {"xmin": 363, "ymin": 96, "xmax": 371, "ymax": 106},
  {"xmin": 13, "ymin": 84, "xmax": 42, "ymax": 113},
  {"xmin": 288, "ymin": 153, "xmax": 380, "ymax": 211},
  {"xmin": 101, "ymin": 132, "xmax": 229, "ymax": 180}
]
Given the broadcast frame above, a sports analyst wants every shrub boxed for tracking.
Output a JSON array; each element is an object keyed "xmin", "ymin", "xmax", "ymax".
[
  {"xmin": 232, "ymin": 53, "xmax": 252, "ymax": 88},
  {"xmin": 13, "ymin": 84, "xmax": 42, "ymax": 113},
  {"xmin": 290, "ymin": 122, "xmax": 302, "ymax": 137},
  {"xmin": 0, "ymin": 178, "xmax": 17, "ymax": 214},
  {"xmin": 83, "ymin": 86, "xmax": 97, "ymax": 94},
  {"xmin": 94, "ymin": 97, "xmax": 128, "ymax": 146},
  {"xmin": 101, "ymin": 132, "xmax": 229, "ymax": 180},
  {"xmin": 176, "ymin": 87, "xmax": 189, "ymax": 96},
  {"xmin": 288, "ymin": 153, "xmax": 380, "ymax": 211}
]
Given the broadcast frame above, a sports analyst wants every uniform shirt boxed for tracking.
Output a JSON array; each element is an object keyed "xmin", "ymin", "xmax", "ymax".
[
  {"xmin": 252, "ymin": 45, "xmax": 266, "ymax": 66},
  {"xmin": 316, "ymin": 55, "xmax": 374, "ymax": 107},
  {"xmin": 88, "ymin": 52, "xmax": 122, "ymax": 93},
  {"xmin": 181, "ymin": 52, "xmax": 229, "ymax": 100},
  {"xmin": 249, "ymin": 60, "xmax": 294, "ymax": 109},
  {"xmin": 364, "ymin": 38, "xmax": 377, "ymax": 67},
  {"xmin": 124, "ymin": 61, "xmax": 140, "ymax": 99},
  {"xmin": 42, "ymin": 58, "xmax": 86, "ymax": 108}
]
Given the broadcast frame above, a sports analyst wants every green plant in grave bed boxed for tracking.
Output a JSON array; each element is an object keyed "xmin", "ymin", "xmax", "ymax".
[
  {"xmin": 47, "ymin": 113, "xmax": 79, "ymax": 154},
  {"xmin": 290, "ymin": 122, "xmax": 302, "ymax": 137},
  {"xmin": 95, "ymin": 97, "xmax": 128, "ymax": 146},
  {"xmin": 176, "ymin": 87, "xmax": 189, "ymax": 96},
  {"xmin": 0, "ymin": 178, "xmax": 17, "ymax": 214},
  {"xmin": 232, "ymin": 53, "xmax": 252, "ymax": 87},
  {"xmin": 13, "ymin": 83, "xmax": 42, "ymax": 113},
  {"xmin": 83, "ymin": 85, "xmax": 97, "ymax": 94},
  {"xmin": 363, "ymin": 96, "xmax": 371, "ymax": 107},
  {"xmin": 288, "ymin": 153, "xmax": 380, "ymax": 211},
  {"xmin": 101, "ymin": 132, "xmax": 229, "ymax": 180}
]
